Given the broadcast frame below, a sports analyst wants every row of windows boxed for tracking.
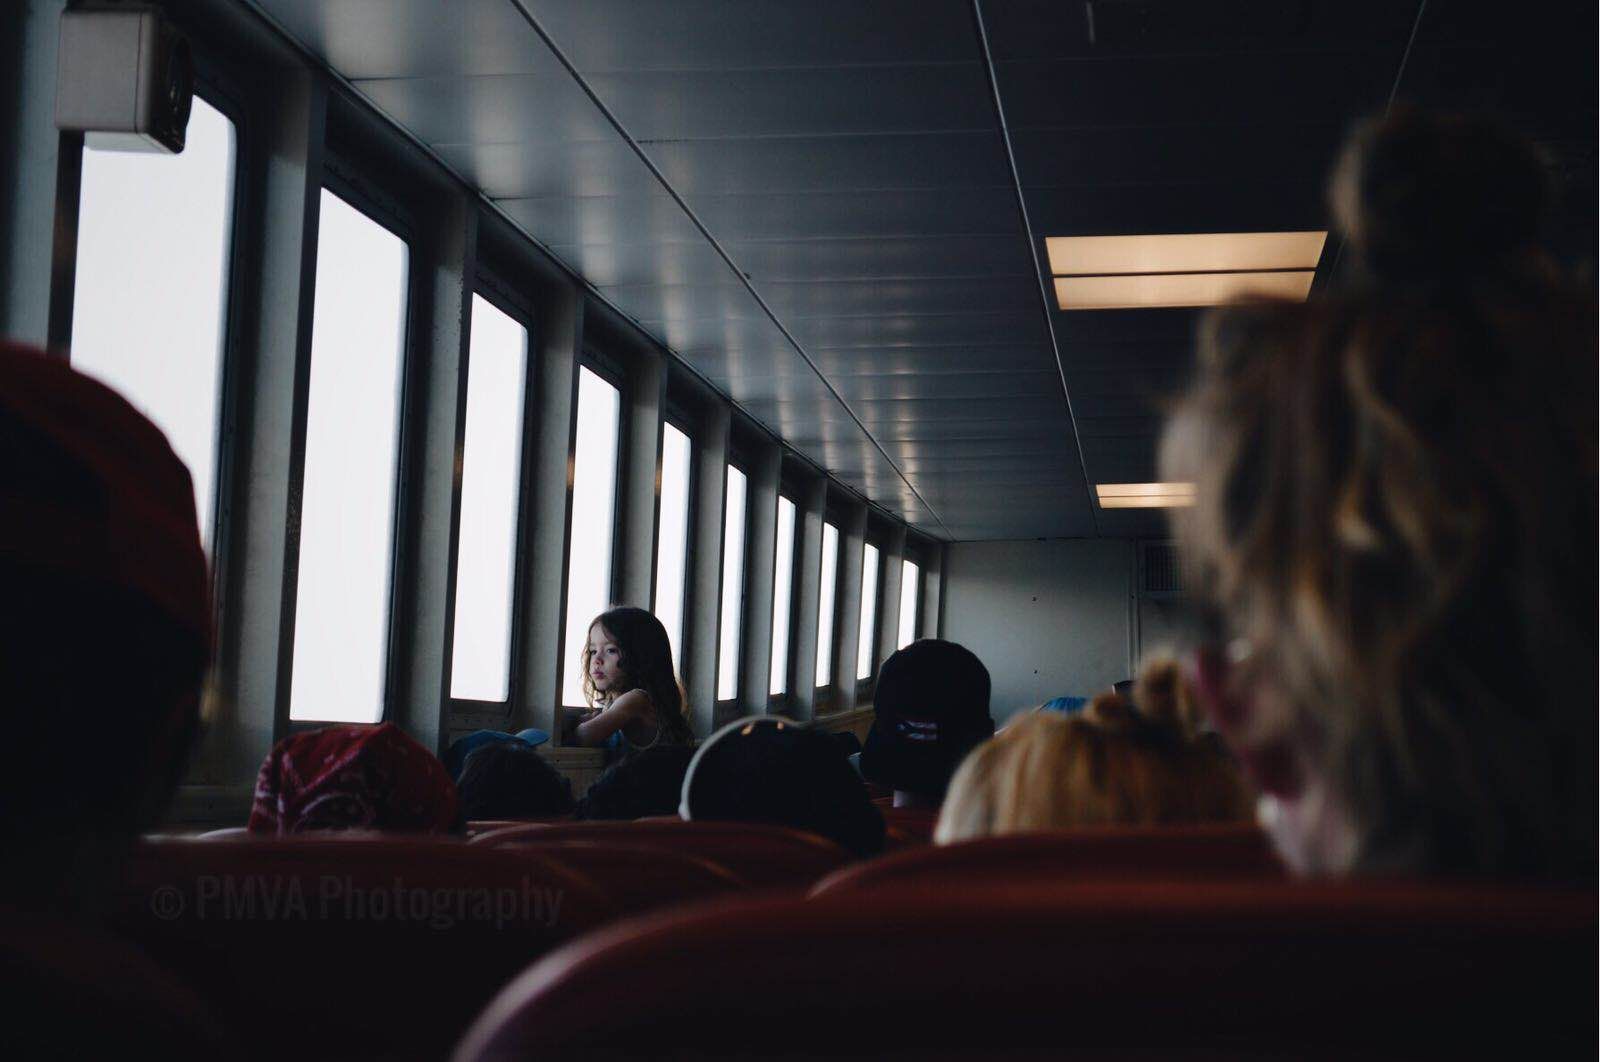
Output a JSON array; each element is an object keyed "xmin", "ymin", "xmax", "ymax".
[{"xmin": 67, "ymin": 96, "xmax": 926, "ymax": 731}]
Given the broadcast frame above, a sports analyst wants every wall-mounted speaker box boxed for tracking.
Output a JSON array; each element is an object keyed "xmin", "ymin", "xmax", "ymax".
[{"xmin": 55, "ymin": 7, "xmax": 193, "ymax": 154}]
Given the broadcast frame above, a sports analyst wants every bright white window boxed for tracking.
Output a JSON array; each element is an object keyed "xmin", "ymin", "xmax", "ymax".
[
  {"xmin": 289, "ymin": 189, "xmax": 409, "ymax": 722},
  {"xmin": 70, "ymin": 97, "xmax": 236, "ymax": 551},
  {"xmin": 769, "ymin": 496, "xmax": 796, "ymax": 695},
  {"xmin": 716, "ymin": 466, "xmax": 748, "ymax": 702},
  {"xmin": 655, "ymin": 423, "xmax": 692, "ymax": 672},
  {"xmin": 815, "ymin": 522, "xmax": 840, "ymax": 688},
  {"xmin": 898, "ymin": 559, "xmax": 921, "ymax": 649},
  {"xmin": 856, "ymin": 543, "xmax": 880, "ymax": 680},
  {"xmin": 449, "ymin": 295, "xmax": 528, "ymax": 702},
  {"xmin": 562, "ymin": 367, "xmax": 621, "ymax": 707}
]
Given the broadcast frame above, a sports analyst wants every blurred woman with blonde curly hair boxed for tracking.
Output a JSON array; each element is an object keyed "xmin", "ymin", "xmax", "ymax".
[{"xmin": 1162, "ymin": 108, "xmax": 1596, "ymax": 879}]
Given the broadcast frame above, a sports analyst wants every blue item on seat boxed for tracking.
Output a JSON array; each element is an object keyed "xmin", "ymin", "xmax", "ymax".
[
  {"xmin": 1041, "ymin": 696, "xmax": 1088, "ymax": 714},
  {"xmin": 516, "ymin": 728, "xmax": 551, "ymax": 747}
]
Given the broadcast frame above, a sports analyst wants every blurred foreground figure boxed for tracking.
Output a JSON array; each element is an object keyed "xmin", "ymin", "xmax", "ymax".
[
  {"xmin": 1163, "ymin": 110, "xmax": 1597, "ymax": 878},
  {"xmin": 0, "ymin": 342, "xmax": 210, "ymax": 904},
  {"xmin": 0, "ymin": 342, "xmax": 226, "ymax": 1056}
]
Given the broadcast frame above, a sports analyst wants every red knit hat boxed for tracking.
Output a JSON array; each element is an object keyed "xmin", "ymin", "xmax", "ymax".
[{"xmin": 248, "ymin": 723, "xmax": 461, "ymax": 834}]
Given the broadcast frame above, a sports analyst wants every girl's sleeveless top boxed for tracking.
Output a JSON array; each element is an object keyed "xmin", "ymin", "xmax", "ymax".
[{"xmin": 608, "ymin": 690, "xmax": 692, "ymax": 757}]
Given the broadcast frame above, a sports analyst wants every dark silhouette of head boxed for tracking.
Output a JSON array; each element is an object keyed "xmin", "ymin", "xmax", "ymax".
[
  {"xmin": 576, "ymin": 745, "xmax": 696, "ymax": 821},
  {"xmin": 457, "ymin": 741, "xmax": 575, "ymax": 821}
]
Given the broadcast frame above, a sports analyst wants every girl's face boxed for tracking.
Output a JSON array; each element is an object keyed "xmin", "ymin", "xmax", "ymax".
[{"xmin": 588, "ymin": 623, "xmax": 625, "ymax": 695}]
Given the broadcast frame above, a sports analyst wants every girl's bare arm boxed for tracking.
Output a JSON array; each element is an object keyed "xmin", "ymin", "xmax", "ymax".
[{"xmin": 573, "ymin": 689, "xmax": 650, "ymax": 746}]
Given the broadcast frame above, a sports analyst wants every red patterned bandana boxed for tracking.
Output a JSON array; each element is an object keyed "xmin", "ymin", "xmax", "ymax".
[{"xmin": 248, "ymin": 723, "xmax": 460, "ymax": 834}]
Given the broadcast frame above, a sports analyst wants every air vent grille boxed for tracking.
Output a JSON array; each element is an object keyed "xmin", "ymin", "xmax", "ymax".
[{"xmin": 1141, "ymin": 542, "xmax": 1184, "ymax": 595}]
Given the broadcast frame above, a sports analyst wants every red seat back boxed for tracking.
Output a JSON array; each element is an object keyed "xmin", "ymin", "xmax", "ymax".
[
  {"xmin": 812, "ymin": 824, "xmax": 1283, "ymax": 895},
  {"xmin": 1, "ymin": 906, "xmax": 232, "ymax": 1059},
  {"xmin": 471, "ymin": 820, "xmax": 852, "ymax": 887},
  {"xmin": 488, "ymin": 840, "xmax": 747, "ymax": 909},
  {"xmin": 466, "ymin": 817, "xmax": 573, "ymax": 836},
  {"xmin": 457, "ymin": 879, "xmax": 1597, "ymax": 1060},
  {"xmin": 113, "ymin": 836, "xmax": 608, "ymax": 1061}
]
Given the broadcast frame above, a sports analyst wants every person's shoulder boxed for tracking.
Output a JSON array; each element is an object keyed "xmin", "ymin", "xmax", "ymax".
[{"xmin": 610, "ymin": 688, "xmax": 654, "ymax": 716}]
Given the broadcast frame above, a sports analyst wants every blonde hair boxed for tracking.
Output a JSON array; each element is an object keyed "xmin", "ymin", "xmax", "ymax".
[
  {"xmin": 934, "ymin": 709, "xmax": 1252, "ymax": 845},
  {"xmin": 1159, "ymin": 111, "xmax": 1597, "ymax": 877},
  {"xmin": 1133, "ymin": 655, "xmax": 1205, "ymax": 737}
]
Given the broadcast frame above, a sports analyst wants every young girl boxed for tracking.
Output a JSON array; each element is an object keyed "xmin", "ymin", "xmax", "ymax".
[{"xmin": 571, "ymin": 606, "xmax": 695, "ymax": 754}]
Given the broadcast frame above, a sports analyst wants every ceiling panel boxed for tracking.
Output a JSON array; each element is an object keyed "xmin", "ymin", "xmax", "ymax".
[
  {"xmin": 997, "ymin": 51, "xmax": 1395, "ymax": 130},
  {"xmin": 813, "ymin": 345, "xmax": 1061, "ymax": 377},
  {"xmin": 523, "ymin": 0, "xmax": 980, "ymax": 70},
  {"xmin": 1009, "ymin": 122, "xmax": 1345, "ymax": 189},
  {"xmin": 582, "ymin": 66, "xmax": 997, "ymax": 142},
  {"xmin": 503, "ymin": 187, "xmax": 1023, "ymax": 246},
  {"xmin": 355, "ymin": 74, "xmax": 615, "ymax": 146},
  {"xmin": 645, "ymin": 134, "xmax": 1015, "ymax": 197},
  {"xmin": 259, "ymin": 0, "xmax": 555, "ymax": 78},
  {"xmin": 431, "ymin": 138, "xmax": 658, "ymax": 200},
  {"xmin": 981, "ymin": 0, "xmax": 1415, "ymax": 60},
  {"xmin": 618, "ymin": 278, "xmax": 1040, "ymax": 322},
  {"xmin": 789, "ymin": 314, "xmax": 1049, "ymax": 350},
  {"xmin": 832, "ymin": 371, "xmax": 1063, "ymax": 402},
  {"xmin": 703, "ymin": 237, "xmax": 1036, "ymax": 283}
]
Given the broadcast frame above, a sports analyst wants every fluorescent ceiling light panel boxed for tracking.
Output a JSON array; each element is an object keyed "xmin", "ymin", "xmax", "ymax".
[
  {"xmin": 1096, "ymin": 482, "xmax": 1195, "ymax": 509},
  {"xmin": 1055, "ymin": 270, "xmax": 1315, "ymax": 311},
  {"xmin": 1046, "ymin": 232, "xmax": 1327, "ymax": 276}
]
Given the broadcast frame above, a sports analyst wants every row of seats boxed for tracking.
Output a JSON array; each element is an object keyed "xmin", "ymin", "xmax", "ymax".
[
  {"xmin": 112, "ymin": 823, "xmax": 1594, "ymax": 1059},
  {"xmin": 112, "ymin": 822, "xmax": 1284, "ymax": 1058},
  {"xmin": 458, "ymin": 879, "xmax": 1597, "ymax": 1059}
]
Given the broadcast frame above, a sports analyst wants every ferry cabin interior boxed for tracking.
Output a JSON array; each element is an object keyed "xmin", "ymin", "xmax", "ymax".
[
  {"xmin": 7, "ymin": 0, "xmax": 1591, "ymax": 813},
  {"xmin": 0, "ymin": 0, "xmax": 1595, "ymax": 1057}
]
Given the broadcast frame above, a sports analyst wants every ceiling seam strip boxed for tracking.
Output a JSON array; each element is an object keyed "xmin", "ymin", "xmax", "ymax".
[
  {"xmin": 229, "ymin": 0, "xmax": 918, "ymax": 533},
  {"xmin": 504, "ymin": 0, "xmax": 955, "ymax": 541},
  {"xmin": 969, "ymin": 0, "xmax": 1101, "ymax": 537},
  {"xmin": 1324, "ymin": 0, "xmax": 1429, "ymax": 283}
]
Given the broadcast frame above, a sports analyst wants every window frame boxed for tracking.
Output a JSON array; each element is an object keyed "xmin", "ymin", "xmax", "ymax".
[
  {"xmin": 187, "ymin": 67, "xmax": 253, "ymax": 684},
  {"xmin": 653, "ymin": 406, "xmax": 698, "ymax": 686},
  {"xmin": 897, "ymin": 544, "xmax": 925, "ymax": 650},
  {"xmin": 767, "ymin": 488, "xmax": 802, "ymax": 709},
  {"xmin": 714, "ymin": 454, "xmax": 752, "ymax": 710},
  {"xmin": 72, "ymin": 72, "xmax": 249, "ymax": 594},
  {"xmin": 556, "ymin": 348, "xmax": 630, "ymax": 712},
  {"xmin": 854, "ymin": 525, "xmax": 888, "ymax": 700},
  {"xmin": 280, "ymin": 153, "xmax": 420, "ymax": 732},
  {"xmin": 444, "ymin": 279, "xmax": 537, "ymax": 714},
  {"xmin": 813, "ymin": 503, "xmax": 847, "ymax": 712}
]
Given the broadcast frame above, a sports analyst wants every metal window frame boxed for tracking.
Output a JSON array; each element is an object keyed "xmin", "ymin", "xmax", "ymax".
[
  {"xmin": 443, "ymin": 279, "xmax": 538, "ymax": 716},
  {"xmin": 554, "ymin": 349, "xmax": 630, "ymax": 710},
  {"xmin": 714, "ymin": 453, "xmax": 753, "ymax": 710},
  {"xmin": 278, "ymin": 145, "xmax": 421, "ymax": 733},
  {"xmin": 656, "ymin": 404, "xmax": 699, "ymax": 677}
]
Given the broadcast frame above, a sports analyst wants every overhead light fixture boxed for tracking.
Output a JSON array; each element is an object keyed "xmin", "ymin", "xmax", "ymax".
[
  {"xmin": 1096, "ymin": 482, "xmax": 1195, "ymax": 509},
  {"xmin": 1056, "ymin": 271, "xmax": 1315, "ymax": 311},
  {"xmin": 1047, "ymin": 231, "xmax": 1327, "ymax": 311}
]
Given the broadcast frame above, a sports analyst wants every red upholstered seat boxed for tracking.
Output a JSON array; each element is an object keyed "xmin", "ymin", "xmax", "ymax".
[
  {"xmin": 465, "ymin": 817, "xmax": 570, "ymax": 837},
  {"xmin": 112, "ymin": 836, "xmax": 609, "ymax": 1061},
  {"xmin": 456, "ymin": 879, "xmax": 1597, "ymax": 1060},
  {"xmin": 1, "ymin": 905, "xmax": 233, "ymax": 1059},
  {"xmin": 488, "ymin": 840, "xmax": 747, "ymax": 909},
  {"xmin": 470, "ymin": 820, "xmax": 851, "ymax": 887},
  {"xmin": 811, "ymin": 823, "xmax": 1284, "ymax": 895},
  {"xmin": 195, "ymin": 826, "xmax": 250, "ymax": 840}
]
